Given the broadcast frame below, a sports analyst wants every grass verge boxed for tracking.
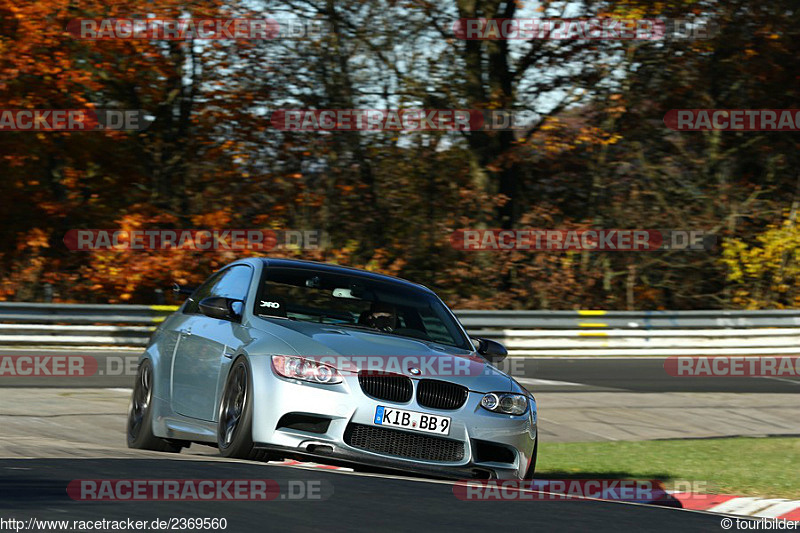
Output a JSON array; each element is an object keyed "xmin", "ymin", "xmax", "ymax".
[{"xmin": 537, "ymin": 437, "xmax": 800, "ymax": 499}]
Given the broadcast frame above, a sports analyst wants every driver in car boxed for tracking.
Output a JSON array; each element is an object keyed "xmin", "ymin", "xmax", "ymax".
[{"xmin": 359, "ymin": 301, "xmax": 398, "ymax": 331}]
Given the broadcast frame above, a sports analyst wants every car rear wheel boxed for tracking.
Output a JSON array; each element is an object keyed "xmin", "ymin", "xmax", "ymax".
[
  {"xmin": 217, "ymin": 357, "xmax": 271, "ymax": 461},
  {"xmin": 127, "ymin": 360, "xmax": 182, "ymax": 452}
]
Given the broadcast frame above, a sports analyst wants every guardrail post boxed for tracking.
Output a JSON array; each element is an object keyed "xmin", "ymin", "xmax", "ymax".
[{"xmin": 43, "ymin": 283, "xmax": 53, "ymax": 303}]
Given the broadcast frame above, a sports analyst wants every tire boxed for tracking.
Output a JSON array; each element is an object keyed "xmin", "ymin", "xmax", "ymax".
[
  {"xmin": 523, "ymin": 430, "xmax": 538, "ymax": 480},
  {"xmin": 217, "ymin": 357, "xmax": 271, "ymax": 461},
  {"xmin": 127, "ymin": 360, "xmax": 182, "ymax": 453}
]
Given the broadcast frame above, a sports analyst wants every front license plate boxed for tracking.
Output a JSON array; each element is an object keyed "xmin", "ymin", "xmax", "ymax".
[{"xmin": 373, "ymin": 406, "xmax": 451, "ymax": 436}]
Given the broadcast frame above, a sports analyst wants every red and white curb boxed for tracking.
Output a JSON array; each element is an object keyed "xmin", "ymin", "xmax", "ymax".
[
  {"xmin": 275, "ymin": 459, "xmax": 353, "ymax": 472},
  {"xmin": 263, "ymin": 460, "xmax": 800, "ymax": 520},
  {"xmin": 673, "ymin": 493, "xmax": 800, "ymax": 520}
]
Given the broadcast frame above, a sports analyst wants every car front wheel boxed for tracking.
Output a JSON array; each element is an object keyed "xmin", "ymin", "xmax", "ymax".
[{"xmin": 217, "ymin": 357, "xmax": 271, "ymax": 461}]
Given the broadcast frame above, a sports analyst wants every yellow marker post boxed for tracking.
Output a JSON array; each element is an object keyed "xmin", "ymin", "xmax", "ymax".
[{"xmin": 150, "ymin": 305, "xmax": 180, "ymax": 312}]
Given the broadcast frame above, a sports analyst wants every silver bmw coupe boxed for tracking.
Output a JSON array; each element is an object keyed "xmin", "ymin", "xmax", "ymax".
[{"xmin": 127, "ymin": 258, "xmax": 538, "ymax": 480}]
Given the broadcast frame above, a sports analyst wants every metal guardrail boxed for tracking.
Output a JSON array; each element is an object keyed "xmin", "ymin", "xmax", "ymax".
[
  {"xmin": 461, "ymin": 310, "xmax": 800, "ymax": 356},
  {"xmin": 1, "ymin": 303, "xmax": 799, "ymax": 356},
  {"xmin": 0, "ymin": 302, "xmax": 172, "ymax": 347},
  {"xmin": 456, "ymin": 309, "xmax": 800, "ymax": 329},
  {"xmin": 0, "ymin": 302, "xmax": 176, "ymax": 324}
]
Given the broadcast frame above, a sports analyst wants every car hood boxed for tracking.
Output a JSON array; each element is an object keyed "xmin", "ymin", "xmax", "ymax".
[{"xmin": 250, "ymin": 317, "xmax": 515, "ymax": 392}]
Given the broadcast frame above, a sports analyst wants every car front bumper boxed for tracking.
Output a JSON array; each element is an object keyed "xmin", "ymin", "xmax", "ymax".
[{"xmin": 249, "ymin": 355, "xmax": 537, "ymax": 480}]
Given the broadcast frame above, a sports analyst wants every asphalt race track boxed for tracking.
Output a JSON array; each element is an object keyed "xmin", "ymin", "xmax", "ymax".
[
  {"xmin": 1, "ymin": 347, "xmax": 799, "ymax": 392},
  {"xmin": 0, "ymin": 346, "xmax": 783, "ymax": 532},
  {"xmin": 0, "ymin": 458, "xmax": 728, "ymax": 532},
  {"xmin": 520, "ymin": 357, "xmax": 800, "ymax": 392}
]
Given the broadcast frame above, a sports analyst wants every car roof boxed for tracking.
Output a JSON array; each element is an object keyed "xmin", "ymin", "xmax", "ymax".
[{"xmin": 249, "ymin": 257, "xmax": 433, "ymax": 293}]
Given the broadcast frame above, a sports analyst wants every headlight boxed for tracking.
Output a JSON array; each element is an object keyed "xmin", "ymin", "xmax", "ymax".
[
  {"xmin": 480, "ymin": 393, "xmax": 528, "ymax": 415},
  {"xmin": 272, "ymin": 355, "xmax": 342, "ymax": 385}
]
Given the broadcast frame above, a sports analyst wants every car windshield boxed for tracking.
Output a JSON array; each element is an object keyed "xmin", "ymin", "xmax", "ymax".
[{"xmin": 254, "ymin": 266, "xmax": 471, "ymax": 350}]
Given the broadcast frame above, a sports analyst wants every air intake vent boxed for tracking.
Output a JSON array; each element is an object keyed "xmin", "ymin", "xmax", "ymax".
[
  {"xmin": 472, "ymin": 439, "xmax": 516, "ymax": 464},
  {"xmin": 417, "ymin": 379, "xmax": 468, "ymax": 410},
  {"xmin": 276, "ymin": 413, "xmax": 332, "ymax": 434},
  {"xmin": 358, "ymin": 372, "xmax": 413, "ymax": 403},
  {"xmin": 345, "ymin": 423, "xmax": 464, "ymax": 462}
]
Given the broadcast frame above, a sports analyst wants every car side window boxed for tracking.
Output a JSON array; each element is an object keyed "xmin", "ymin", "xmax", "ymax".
[
  {"xmin": 210, "ymin": 265, "xmax": 252, "ymax": 301},
  {"xmin": 183, "ymin": 265, "xmax": 252, "ymax": 315},
  {"xmin": 183, "ymin": 271, "xmax": 223, "ymax": 315}
]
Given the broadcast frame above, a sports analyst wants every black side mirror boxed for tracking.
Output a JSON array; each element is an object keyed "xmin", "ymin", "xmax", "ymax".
[
  {"xmin": 472, "ymin": 337, "xmax": 508, "ymax": 364},
  {"xmin": 199, "ymin": 296, "xmax": 243, "ymax": 321}
]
